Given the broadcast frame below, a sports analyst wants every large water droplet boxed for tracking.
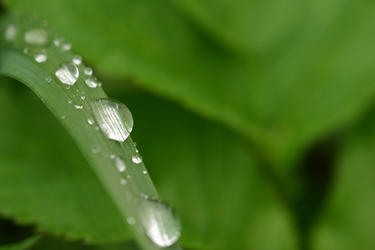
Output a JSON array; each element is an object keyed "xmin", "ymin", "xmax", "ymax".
[
  {"xmin": 5, "ymin": 24, "xmax": 17, "ymax": 41},
  {"xmin": 34, "ymin": 49, "xmax": 47, "ymax": 63},
  {"xmin": 55, "ymin": 62, "xmax": 79, "ymax": 85},
  {"xmin": 24, "ymin": 29, "xmax": 48, "ymax": 45},
  {"xmin": 90, "ymin": 99, "xmax": 133, "ymax": 142},
  {"xmin": 139, "ymin": 198, "xmax": 181, "ymax": 247}
]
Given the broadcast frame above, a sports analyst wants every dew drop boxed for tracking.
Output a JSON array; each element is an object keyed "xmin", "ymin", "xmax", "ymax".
[
  {"xmin": 24, "ymin": 29, "xmax": 48, "ymax": 45},
  {"xmin": 91, "ymin": 146, "xmax": 101, "ymax": 154},
  {"xmin": 61, "ymin": 43, "xmax": 71, "ymax": 51},
  {"xmin": 114, "ymin": 156, "xmax": 127, "ymax": 172},
  {"xmin": 88, "ymin": 118, "xmax": 95, "ymax": 125},
  {"xmin": 74, "ymin": 104, "xmax": 83, "ymax": 110},
  {"xmin": 53, "ymin": 38, "xmax": 62, "ymax": 47},
  {"xmin": 85, "ymin": 76, "xmax": 99, "ymax": 88},
  {"xmin": 5, "ymin": 24, "xmax": 17, "ymax": 41},
  {"xmin": 61, "ymin": 115, "xmax": 66, "ymax": 120},
  {"xmin": 45, "ymin": 76, "xmax": 52, "ymax": 83},
  {"xmin": 72, "ymin": 55, "xmax": 82, "ymax": 65},
  {"xmin": 23, "ymin": 48, "xmax": 29, "ymax": 54},
  {"xmin": 55, "ymin": 62, "xmax": 79, "ymax": 85},
  {"xmin": 139, "ymin": 197, "xmax": 181, "ymax": 247},
  {"xmin": 81, "ymin": 95, "xmax": 86, "ymax": 100},
  {"xmin": 120, "ymin": 179, "xmax": 127, "ymax": 185},
  {"xmin": 90, "ymin": 99, "xmax": 134, "ymax": 142},
  {"xmin": 127, "ymin": 217, "xmax": 136, "ymax": 225},
  {"xmin": 84, "ymin": 67, "xmax": 93, "ymax": 76},
  {"xmin": 132, "ymin": 155, "xmax": 142, "ymax": 164},
  {"xmin": 143, "ymin": 170, "xmax": 148, "ymax": 175},
  {"xmin": 34, "ymin": 49, "xmax": 47, "ymax": 63}
]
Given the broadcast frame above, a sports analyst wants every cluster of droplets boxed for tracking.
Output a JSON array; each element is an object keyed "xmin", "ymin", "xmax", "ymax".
[{"xmin": 4, "ymin": 18, "xmax": 181, "ymax": 248}]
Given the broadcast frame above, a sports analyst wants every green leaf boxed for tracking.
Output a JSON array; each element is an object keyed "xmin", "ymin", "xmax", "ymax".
[
  {"xmin": 0, "ymin": 78, "xmax": 130, "ymax": 243},
  {"xmin": 0, "ymin": 236, "xmax": 40, "ymax": 250},
  {"xmin": 5, "ymin": 0, "xmax": 375, "ymax": 171},
  {"xmin": 312, "ymin": 112, "xmax": 375, "ymax": 250},
  {"xmin": 0, "ymin": 79, "xmax": 298, "ymax": 249},
  {"xmin": 31, "ymin": 236, "xmax": 139, "ymax": 250},
  {"xmin": 0, "ymin": 14, "xmax": 180, "ymax": 250}
]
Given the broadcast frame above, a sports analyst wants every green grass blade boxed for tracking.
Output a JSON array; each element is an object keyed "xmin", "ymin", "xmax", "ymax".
[{"xmin": 0, "ymin": 14, "xmax": 181, "ymax": 250}]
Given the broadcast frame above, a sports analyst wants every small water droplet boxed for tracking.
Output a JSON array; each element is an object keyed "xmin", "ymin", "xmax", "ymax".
[
  {"xmin": 139, "ymin": 197, "xmax": 181, "ymax": 247},
  {"xmin": 132, "ymin": 155, "xmax": 142, "ymax": 164},
  {"xmin": 5, "ymin": 24, "xmax": 17, "ymax": 41},
  {"xmin": 81, "ymin": 95, "xmax": 86, "ymax": 100},
  {"xmin": 143, "ymin": 170, "xmax": 148, "ymax": 175},
  {"xmin": 61, "ymin": 43, "xmax": 71, "ymax": 51},
  {"xmin": 74, "ymin": 104, "xmax": 83, "ymax": 110},
  {"xmin": 127, "ymin": 217, "xmax": 136, "ymax": 225},
  {"xmin": 91, "ymin": 146, "xmax": 101, "ymax": 154},
  {"xmin": 109, "ymin": 154, "xmax": 116, "ymax": 159},
  {"xmin": 120, "ymin": 179, "xmax": 127, "ymax": 185},
  {"xmin": 45, "ymin": 76, "xmax": 52, "ymax": 83},
  {"xmin": 88, "ymin": 118, "xmax": 95, "ymax": 125},
  {"xmin": 61, "ymin": 115, "xmax": 66, "ymax": 119},
  {"xmin": 34, "ymin": 49, "xmax": 47, "ymax": 63},
  {"xmin": 72, "ymin": 55, "xmax": 82, "ymax": 65},
  {"xmin": 90, "ymin": 99, "xmax": 134, "ymax": 142},
  {"xmin": 114, "ymin": 156, "xmax": 126, "ymax": 172},
  {"xmin": 24, "ymin": 29, "xmax": 48, "ymax": 45},
  {"xmin": 23, "ymin": 48, "xmax": 28, "ymax": 54},
  {"xmin": 53, "ymin": 38, "xmax": 62, "ymax": 47},
  {"xmin": 85, "ymin": 76, "xmax": 99, "ymax": 88},
  {"xmin": 55, "ymin": 62, "xmax": 79, "ymax": 85},
  {"xmin": 84, "ymin": 67, "xmax": 93, "ymax": 75}
]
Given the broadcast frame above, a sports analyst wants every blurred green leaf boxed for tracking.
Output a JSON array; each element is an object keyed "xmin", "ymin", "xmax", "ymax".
[
  {"xmin": 312, "ymin": 112, "xmax": 375, "ymax": 250},
  {"xmin": 5, "ymin": 0, "xmax": 375, "ymax": 171},
  {"xmin": 30, "ymin": 236, "xmax": 138, "ymax": 250},
  {"xmin": 0, "ymin": 236, "xmax": 40, "ymax": 250},
  {"xmin": 0, "ymin": 77, "xmax": 298, "ymax": 249},
  {"xmin": 0, "ymin": 78, "xmax": 130, "ymax": 243}
]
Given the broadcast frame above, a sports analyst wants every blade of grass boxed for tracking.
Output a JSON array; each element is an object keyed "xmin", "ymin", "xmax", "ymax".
[{"xmin": 0, "ymin": 13, "xmax": 181, "ymax": 250}]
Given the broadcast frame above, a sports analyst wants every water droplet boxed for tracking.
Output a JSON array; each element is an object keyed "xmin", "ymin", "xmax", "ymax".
[
  {"xmin": 120, "ymin": 179, "xmax": 127, "ymax": 185},
  {"xmin": 81, "ymin": 95, "xmax": 86, "ymax": 100},
  {"xmin": 85, "ymin": 76, "xmax": 99, "ymax": 88},
  {"xmin": 34, "ymin": 49, "xmax": 47, "ymax": 63},
  {"xmin": 74, "ymin": 104, "xmax": 83, "ymax": 110},
  {"xmin": 91, "ymin": 146, "xmax": 101, "ymax": 154},
  {"xmin": 84, "ymin": 67, "xmax": 93, "ymax": 76},
  {"xmin": 139, "ymin": 198, "xmax": 181, "ymax": 247},
  {"xmin": 55, "ymin": 62, "xmax": 79, "ymax": 85},
  {"xmin": 127, "ymin": 217, "xmax": 136, "ymax": 225},
  {"xmin": 143, "ymin": 170, "xmax": 148, "ymax": 175},
  {"xmin": 132, "ymin": 155, "xmax": 142, "ymax": 164},
  {"xmin": 72, "ymin": 55, "xmax": 82, "ymax": 65},
  {"xmin": 45, "ymin": 76, "xmax": 52, "ymax": 83},
  {"xmin": 5, "ymin": 24, "xmax": 17, "ymax": 41},
  {"xmin": 90, "ymin": 99, "xmax": 133, "ymax": 142},
  {"xmin": 23, "ymin": 48, "xmax": 28, "ymax": 54},
  {"xmin": 68, "ymin": 99, "xmax": 73, "ymax": 104},
  {"xmin": 109, "ymin": 154, "xmax": 116, "ymax": 159},
  {"xmin": 24, "ymin": 29, "xmax": 48, "ymax": 45},
  {"xmin": 88, "ymin": 118, "xmax": 95, "ymax": 125},
  {"xmin": 61, "ymin": 43, "xmax": 71, "ymax": 51},
  {"xmin": 53, "ymin": 38, "xmax": 62, "ymax": 47},
  {"xmin": 61, "ymin": 115, "xmax": 66, "ymax": 119},
  {"xmin": 114, "ymin": 156, "xmax": 126, "ymax": 172}
]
